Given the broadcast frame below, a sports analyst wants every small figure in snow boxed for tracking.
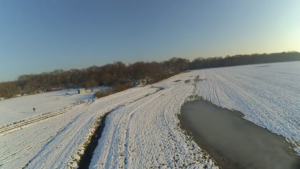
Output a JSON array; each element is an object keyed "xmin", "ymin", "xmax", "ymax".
[{"xmin": 33, "ymin": 107, "xmax": 35, "ymax": 112}]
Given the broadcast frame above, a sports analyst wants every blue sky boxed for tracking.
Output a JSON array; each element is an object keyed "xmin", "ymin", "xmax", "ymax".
[{"xmin": 0, "ymin": 0, "xmax": 299, "ymax": 82}]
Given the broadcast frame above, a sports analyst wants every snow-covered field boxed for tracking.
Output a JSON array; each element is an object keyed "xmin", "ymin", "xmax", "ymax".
[
  {"xmin": 0, "ymin": 61, "xmax": 299, "ymax": 169},
  {"xmin": 0, "ymin": 87, "xmax": 108, "ymax": 126}
]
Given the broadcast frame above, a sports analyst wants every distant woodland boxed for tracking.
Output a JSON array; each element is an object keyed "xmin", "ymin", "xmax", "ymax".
[{"xmin": 1, "ymin": 51, "xmax": 299, "ymax": 98}]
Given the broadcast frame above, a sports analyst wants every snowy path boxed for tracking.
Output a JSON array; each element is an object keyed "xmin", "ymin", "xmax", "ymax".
[
  {"xmin": 0, "ymin": 87, "xmax": 158, "ymax": 169},
  {"xmin": 90, "ymin": 83, "xmax": 216, "ymax": 169}
]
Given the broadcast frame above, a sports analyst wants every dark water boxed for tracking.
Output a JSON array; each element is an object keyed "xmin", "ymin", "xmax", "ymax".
[
  {"xmin": 179, "ymin": 99, "xmax": 300, "ymax": 169},
  {"xmin": 77, "ymin": 113, "xmax": 109, "ymax": 169}
]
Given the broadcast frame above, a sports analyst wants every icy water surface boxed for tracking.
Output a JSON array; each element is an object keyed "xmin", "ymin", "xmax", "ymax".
[{"xmin": 179, "ymin": 99, "xmax": 300, "ymax": 169}]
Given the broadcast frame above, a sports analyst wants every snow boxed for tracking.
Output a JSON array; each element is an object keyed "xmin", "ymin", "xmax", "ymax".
[
  {"xmin": 0, "ymin": 87, "xmax": 158, "ymax": 168},
  {"xmin": 90, "ymin": 84, "xmax": 216, "ymax": 169},
  {"xmin": 0, "ymin": 61, "xmax": 300, "ymax": 169},
  {"xmin": 0, "ymin": 87, "xmax": 106, "ymax": 126},
  {"xmin": 190, "ymin": 62, "xmax": 300, "ymax": 155}
]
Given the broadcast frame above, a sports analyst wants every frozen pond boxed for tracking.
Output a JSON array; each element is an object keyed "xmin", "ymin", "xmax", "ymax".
[{"xmin": 179, "ymin": 99, "xmax": 300, "ymax": 169}]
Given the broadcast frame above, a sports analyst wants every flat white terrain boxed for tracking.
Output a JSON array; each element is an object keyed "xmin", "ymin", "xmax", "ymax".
[
  {"xmin": 0, "ymin": 61, "xmax": 299, "ymax": 169},
  {"xmin": 0, "ymin": 87, "xmax": 107, "ymax": 126}
]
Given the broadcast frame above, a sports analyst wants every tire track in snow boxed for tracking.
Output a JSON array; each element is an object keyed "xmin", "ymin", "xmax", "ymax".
[
  {"xmin": 66, "ymin": 87, "xmax": 163, "ymax": 169},
  {"xmin": 0, "ymin": 87, "xmax": 159, "ymax": 169},
  {"xmin": 101, "ymin": 88, "xmax": 166, "ymax": 168},
  {"xmin": 90, "ymin": 82, "xmax": 218, "ymax": 169},
  {"xmin": 122, "ymin": 88, "xmax": 166, "ymax": 167},
  {"xmin": 22, "ymin": 112, "xmax": 83, "ymax": 169}
]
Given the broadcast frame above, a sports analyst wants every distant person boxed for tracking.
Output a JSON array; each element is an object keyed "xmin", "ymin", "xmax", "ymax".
[{"xmin": 33, "ymin": 108, "xmax": 35, "ymax": 112}]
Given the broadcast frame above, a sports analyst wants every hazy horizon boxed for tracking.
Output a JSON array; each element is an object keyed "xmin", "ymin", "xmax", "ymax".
[{"xmin": 1, "ymin": 0, "xmax": 300, "ymax": 81}]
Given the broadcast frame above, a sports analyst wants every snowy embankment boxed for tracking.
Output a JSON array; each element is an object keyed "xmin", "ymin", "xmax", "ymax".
[{"xmin": 0, "ymin": 61, "xmax": 299, "ymax": 169}]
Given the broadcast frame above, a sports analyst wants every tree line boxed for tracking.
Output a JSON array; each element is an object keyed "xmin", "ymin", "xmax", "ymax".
[
  {"xmin": 189, "ymin": 51, "xmax": 300, "ymax": 69},
  {"xmin": 0, "ymin": 51, "xmax": 299, "ymax": 98},
  {"xmin": 0, "ymin": 58, "xmax": 189, "ymax": 98}
]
